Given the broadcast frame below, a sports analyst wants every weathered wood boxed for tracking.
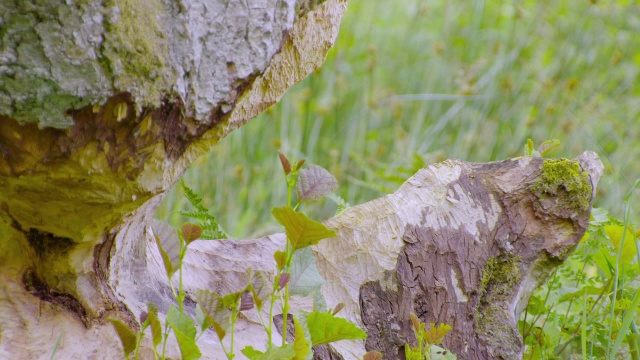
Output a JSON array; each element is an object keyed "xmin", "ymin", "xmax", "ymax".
[
  {"xmin": 0, "ymin": 0, "xmax": 346, "ymax": 358},
  {"xmin": 315, "ymin": 152, "xmax": 602, "ymax": 359},
  {"xmin": 174, "ymin": 153, "xmax": 601, "ymax": 359},
  {"xmin": 0, "ymin": 0, "xmax": 604, "ymax": 359}
]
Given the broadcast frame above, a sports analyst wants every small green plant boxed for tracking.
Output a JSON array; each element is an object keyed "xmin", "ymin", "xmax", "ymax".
[
  {"xmin": 404, "ymin": 313, "xmax": 454, "ymax": 360},
  {"xmin": 110, "ymin": 153, "xmax": 367, "ymax": 359},
  {"xmin": 179, "ymin": 181, "xmax": 227, "ymax": 240},
  {"xmin": 524, "ymin": 138, "xmax": 561, "ymax": 157}
]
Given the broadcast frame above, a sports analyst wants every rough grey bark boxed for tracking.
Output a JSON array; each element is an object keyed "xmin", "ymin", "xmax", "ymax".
[{"xmin": 0, "ymin": 0, "xmax": 345, "ymax": 358}]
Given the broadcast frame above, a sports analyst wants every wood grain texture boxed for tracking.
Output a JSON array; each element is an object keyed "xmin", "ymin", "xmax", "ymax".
[{"xmin": 314, "ymin": 152, "xmax": 602, "ymax": 359}]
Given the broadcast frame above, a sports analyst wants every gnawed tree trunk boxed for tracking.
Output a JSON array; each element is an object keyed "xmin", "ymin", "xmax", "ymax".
[
  {"xmin": 0, "ymin": 1, "xmax": 603, "ymax": 360},
  {"xmin": 0, "ymin": 0, "xmax": 346, "ymax": 358},
  {"xmin": 174, "ymin": 152, "xmax": 602, "ymax": 360}
]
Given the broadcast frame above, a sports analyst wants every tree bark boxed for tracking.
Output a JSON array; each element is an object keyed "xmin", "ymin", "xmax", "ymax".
[
  {"xmin": 0, "ymin": 0, "xmax": 345, "ymax": 358},
  {"xmin": 0, "ymin": 1, "xmax": 603, "ymax": 360}
]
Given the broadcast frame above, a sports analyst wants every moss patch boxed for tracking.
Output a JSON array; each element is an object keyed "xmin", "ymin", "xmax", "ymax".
[
  {"xmin": 103, "ymin": 0, "xmax": 170, "ymax": 109},
  {"xmin": 475, "ymin": 255, "xmax": 522, "ymax": 356},
  {"xmin": 531, "ymin": 158, "xmax": 592, "ymax": 213}
]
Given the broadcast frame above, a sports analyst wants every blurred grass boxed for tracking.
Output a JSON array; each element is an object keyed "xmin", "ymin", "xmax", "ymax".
[{"xmin": 157, "ymin": 0, "xmax": 640, "ymax": 239}]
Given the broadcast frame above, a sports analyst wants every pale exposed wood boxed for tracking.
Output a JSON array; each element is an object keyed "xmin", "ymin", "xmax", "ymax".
[
  {"xmin": 0, "ymin": 0, "xmax": 346, "ymax": 358},
  {"xmin": 0, "ymin": 0, "xmax": 604, "ymax": 358},
  {"xmin": 315, "ymin": 152, "xmax": 602, "ymax": 359}
]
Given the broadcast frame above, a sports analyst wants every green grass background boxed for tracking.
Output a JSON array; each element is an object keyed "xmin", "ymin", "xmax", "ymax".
[{"xmin": 157, "ymin": 0, "xmax": 640, "ymax": 239}]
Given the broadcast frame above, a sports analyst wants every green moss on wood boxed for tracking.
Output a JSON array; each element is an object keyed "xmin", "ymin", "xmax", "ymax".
[
  {"xmin": 476, "ymin": 255, "xmax": 522, "ymax": 356},
  {"xmin": 103, "ymin": 0, "xmax": 170, "ymax": 110},
  {"xmin": 531, "ymin": 158, "xmax": 592, "ymax": 213}
]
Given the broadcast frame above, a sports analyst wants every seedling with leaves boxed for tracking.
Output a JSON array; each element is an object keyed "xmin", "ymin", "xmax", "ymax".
[
  {"xmin": 109, "ymin": 220, "xmax": 205, "ymax": 359},
  {"xmin": 524, "ymin": 138, "xmax": 561, "ymax": 158},
  {"xmin": 404, "ymin": 313, "xmax": 454, "ymax": 360},
  {"xmin": 110, "ymin": 153, "xmax": 367, "ymax": 359}
]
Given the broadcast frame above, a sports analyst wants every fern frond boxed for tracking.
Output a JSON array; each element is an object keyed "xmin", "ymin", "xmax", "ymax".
[{"xmin": 179, "ymin": 182, "xmax": 228, "ymax": 240}]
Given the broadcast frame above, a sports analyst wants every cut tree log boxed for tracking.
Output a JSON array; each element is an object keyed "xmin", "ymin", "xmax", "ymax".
[
  {"xmin": 0, "ymin": 0, "xmax": 346, "ymax": 358},
  {"xmin": 173, "ymin": 152, "xmax": 603, "ymax": 360},
  {"xmin": 0, "ymin": 0, "xmax": 603, "ymax": 359}
]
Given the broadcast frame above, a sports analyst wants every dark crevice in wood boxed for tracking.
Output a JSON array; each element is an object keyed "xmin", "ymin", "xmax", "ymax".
[
  {"xmin": 92, "ymin": 229, "xmax": 138, "ymax": 330},
  {"xmin": 8, "ymin": 216, "xmax": 75, "ymax": 258},
  {"xmin": 21, "ymin": 269, "xmax": 89, "ymax": 327}
]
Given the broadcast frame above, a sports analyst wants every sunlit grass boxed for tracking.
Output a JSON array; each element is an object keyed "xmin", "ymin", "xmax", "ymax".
[{"xmin": 157, "ymin": 0, "xmax": 640, "ymax": 241}]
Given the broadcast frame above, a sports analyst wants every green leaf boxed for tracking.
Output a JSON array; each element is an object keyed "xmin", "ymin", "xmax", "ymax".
[
  {"xmin": 274, "ymin": 250, "xmax": 287, "ymax": 271},
  {"xmin": 327, "ymin": 194, "xmax": 350, "ymax": 216},
  {"xmin": 603, "ymin": 223, "xmax": 636, "ymax": 264},
  {"xmin": 524, "ymin": 295, "xmax": 548, "ymax": 315},
  {"xmin": 557, "ymin": 286, "xmax": 603, "ymax": 303},
  {"xmin": 108, "ymin": 318, "xmax": 138, "ymax": 358},
  {"xmin": 404, "ymin": 344, "xmax": 423, "ymax": 360},
  {"xmin": 611, "ymin": 286, "xmax": 640, "ymax": 356},
  {"xmin": 290, "ymin": 247, "xmax": 325, "ymax": 296},
  {"xmin": 195, "ymin": 304, "xmax": 210, "ymax": 333},
  {"xmin": 181, "ymin": 223, "xmax": 203, "ymax": 243},
  {"xmin": 590, "ymin": 207, "xmax": 609, "ymax": 225},
  {"xmin": 247, "ymin": 270, "xmax": 269, "ymax": 312},
  {"xmin": 593, "ymin": 247, "xmax": 616, "ymax": 277},
  {"xmin": 537, "ymin": 139, "xmax": 560, "ymax": 157},
  {"xmin": 524, "ymin": 138, "xmax": 535, "ymax": 156},
  {"xmin": 241, "ymin": 344, "xmax": 296, "ymax": 360},
  {"xmin": 242, "ymin": 346, "xmax": 265, "ymax": 358},
  {"xmin": 305, "ymin": 311, "xmax": 367, "ymax": 346},
  {"xmin": 166, "ymin": 306, "xmax": 201, "ymax": 360},
  {"xmin": 223, "ymin": 291, "xmax": 242, "ymax": 310},
  {"xmin": 422, "ymin": 323, "xmax": 452, "ymax": 345},
  {"xmin": 296, "ymin": 164, "xmax": 338, "ymax": 201},
  {"xmin": 271, "ymin": 206, "xmax": 337, "ymax": 250},
  {"xmin": 166, "ymin": 306, "xmax": 197, "ymax": 340},
  {"xmin": 152, "ymin": 220, "xmax": 181, "ymax": 278},
  {"xmin": 430, "ymin": 345, "xmax": 458, "ymax": 359},
  {"xmin": 293, "ymin": 315, "xmax": 313, "ymax": 360},
  {"xmin": 195, "ymin": 289, "xmax": 230, "ymax": 340},
  {"xmin": 146, "ymin": 303, "xmax": 162, "ymax": 349}
]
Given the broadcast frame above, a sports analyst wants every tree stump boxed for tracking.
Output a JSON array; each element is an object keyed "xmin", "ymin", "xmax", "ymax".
[{"xmin": 0, "ymin": 0, "xmax": 603, "ymax": 358}]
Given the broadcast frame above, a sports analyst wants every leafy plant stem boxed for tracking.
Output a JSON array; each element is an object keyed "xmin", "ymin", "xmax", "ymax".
[
  {"xmin": 582, "ymin": 288, "xmax": 587, "ymax": 360},
  {"xmin": 554, "ymin": 278, "xmax": 614, "ymax": 356},
  {"xmin": 561, "ymin": 260, "xmax": 589, "ymax": 330},
  {"xmin": 281, "ymin": 282, "xmax": 291, "ymax": 346},
  {"xmin": 611, "ymin": 287, "xmax": 640, "ymax": 356},
  {"xmin": 526, "ymin": 270, "xmax": 557, "ymax": 338},
  {"xmin": 133, "ymin": 330, "xmax": 141, "ymax": 360},
  {"xmin": 607, "ymin": 182, "xmax": 637, "ymax": 358},
  {"xmin": 280, "ymin": 170, "xmax": 296, "ymax": 347},
  {"xmin": 230, "ymin": 308, "xmax": 238, "ymax": 360},
  {"xmin": 161, "ymin": 322, "xmax": 170, "ymax": 360},
  {"xmin": 267, "ymin": 275, "xmax": 279, "ymax": 349},
  {"xmin": 178, "ymin": 239, "xmax": 187, "ymax": 314}
]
